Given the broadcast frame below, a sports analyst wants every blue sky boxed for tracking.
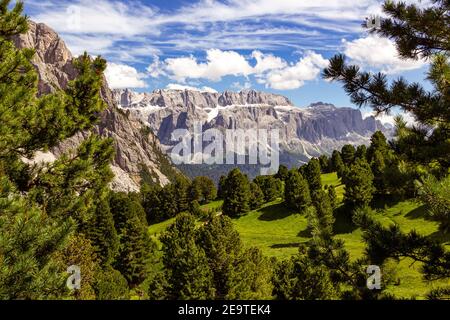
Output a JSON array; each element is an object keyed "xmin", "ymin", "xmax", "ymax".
[{"xmin": 23, "ymin": 0, "xmax": 430, "ymax": 118}]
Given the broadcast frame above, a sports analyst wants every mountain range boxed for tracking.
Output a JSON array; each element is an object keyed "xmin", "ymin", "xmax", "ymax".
[{"xmin": 16, "ymin": 21, "xmax": 390, "ymax": 188}]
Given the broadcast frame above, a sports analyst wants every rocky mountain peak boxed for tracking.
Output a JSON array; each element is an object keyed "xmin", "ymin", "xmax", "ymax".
[{"xmin": 14, "ymin": 21, "xmax": 181, "ymax": 192}]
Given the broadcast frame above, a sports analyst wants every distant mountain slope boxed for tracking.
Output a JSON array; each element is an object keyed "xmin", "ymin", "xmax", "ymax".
[
  {"xmin": 113, "ymin": 88, "xmax": 389, "ymax": 179},
  {"xmin": 14, "ymin": 21, "xmax": 182, "ymax": 191}
]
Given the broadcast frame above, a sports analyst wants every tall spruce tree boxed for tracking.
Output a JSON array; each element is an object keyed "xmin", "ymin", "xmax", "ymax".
[
  {"xmin": 343, "ymin": 158, "xmax": 375, "ymax": 208},
  {"xmin": 222, "ymin": 168, "xmax": 251, "ymax": 217},
  {"xmin": 304, "ymin": 158, "xmax": 322, "ymax": 192},
  {"xmin": 284, "ymin": 170, "xmax": 311, "ymax": 213}
]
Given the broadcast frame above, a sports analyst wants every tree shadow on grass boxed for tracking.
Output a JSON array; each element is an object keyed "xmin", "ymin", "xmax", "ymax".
[
  {"xmin": 297, "ymin": 228, "xmax": 311, "ymax": 238},
  {"xmin": 333, "ymin": 205, "xmax": 358, "ymax": 234},
  {"xmin": 270, "ymin": 243, "xmax": 301, "ymax": 249},
  {"xmin": 370, "ymin": 195, "xmax": 403, "ymax": 211},
  {"xmin": 258, "ymin": 202, "xmax": 295, "ymax": 221}
]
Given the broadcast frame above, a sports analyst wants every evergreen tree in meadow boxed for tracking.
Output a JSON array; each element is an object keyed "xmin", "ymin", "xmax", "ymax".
[
  {"xmin": 341, "ymin": 145, "xmax": 356, "ymax": 166},
  {"xmin": 318, "ymin": 155, "xmax": 330, "ymax": 173},
  {"xmin": 109, "ymin": 193, "xmax": 153, "ymax": 285},
  {"xmin": 141, "ymin": 183, "xmax": 163, "ymax": 222},
  {"xmin": 222, "ymin": 169, "xmax": 251, "ymax": 217},
  {"xmin": 86, "ymin": 195, "xmax": 119, "ymax": 266},
  {"xmin": 217, "ymin": 175, "xmax": 227, "ymax": 199},
  {"xmin": 275, "ymin": 165, "xmax": 289, "ymax": 182},
  {"xmin": 273, "ymin": 246, "xmax": 337, "ymax": 300},
  {"xmin": 190, "ymin": 176, "xmax": 217, "ymax": 204},
  {"xmin": 327, "ymin": 185, "xmax": 338, "ymax": 210},
  {"xmin": 249, "ymin": 182, "xmax": 265, "ymax": 210},
  {"xmin": 304, "ymin": 158, "xmax": 322, "ymax": 192},
  {"xmin": 0, "ymin": 1, "xmax": 113, "ymax": 299},
  {"xmin": 367, "ymin": 131, "xmax": 390, "ymax": 162},
  {"xmin": 158, "ymin": 213, "xmax": 215, "ymax": 300},
  {"xmin": 173, "ymin": 176, "xmax": 191, "ymax": 213},
  {"xmin": 342, "ymin": 158, "xmax": 375, "ymax": 208},
  {"xmin": 254, "ymin": 175, "xmax": 283, "ymax": 202},
  {"xmin": 310, "ymin": 190, "xmax": 335, "ymax": 237},
  {"xmin": 331, "ymin": 150, "xmax": 346, "ymax": 178},
  {"xmin": 284, "ymin": 170, "xmax": 311, "ymax": 213},
  {"xmin": 371, "ymin": 150, "xmax": 387, "ymax": 194}
]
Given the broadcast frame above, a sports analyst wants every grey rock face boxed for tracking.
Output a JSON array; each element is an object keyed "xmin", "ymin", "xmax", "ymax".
[
  {"xmin": 15, "ymin": 21, "xmax": 180, "ymax": 192},
  {"xmin": 113, "ymin": 89, "xmax": 388, "ymax": 177}
]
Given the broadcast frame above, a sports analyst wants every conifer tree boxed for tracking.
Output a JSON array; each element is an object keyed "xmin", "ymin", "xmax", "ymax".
[
  {"xmin": 331, "ymin": 150, "xmax": 346, "ymax": 178},
  {"xmin": 341, "ymin": 145, "xmax": 356, "ymax": 166},
  {"xmin": 328, "ymin": 185, "xmax": 338, "ymax": 210},
  {"xmin": 158, "ymin": 213, "xmax": 215, "ymax": 299},
  {"xmin": 343, "ymin": 158, "xmax": 375, "ymax": 208},
  {"xmin": 284, "ymin": 170, "xmax": 311, "ymax": 213},
  {"xmin": 275, "ymin": 165, "xmax": 289, "ymax": 181},
  {"xmin": 0, "ymin": 1, "xmax": 113, "ymax": 299},
  {"xmin": 304, "ymin": 158, "xmax": 322, "ymax": 192},
  {"xmin": 222, "ymin": 168, "xmax": 251, "ymax": 217},
  {"xmin": 249, "ymin": 182, "xmax": 264, "ymax": 210}
]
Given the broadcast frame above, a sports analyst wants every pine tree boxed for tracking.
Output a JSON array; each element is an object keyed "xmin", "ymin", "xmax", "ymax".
[
  {"xmin": 222, "ymin": 168, "xmax": 251, "ymax": 217},
  {"xmin": 249, "ymin": 182, "xmax": 264, "ymax": 210},
  {"xmin": 331, "ymin": 150, "xmax": 346, "ymax": 178},
  {"xmin": 273, "ymin": 246, "xmax": 337, "ymax": 300},
  {"xmin": 158, "ymin": 213, "xmax": 215, "ymax": 299},
  {"xmin": 341, "ymin": 145, "xmax": 356, "ymax": 166},
  {"xmin": 371, "ymin": 150, "xmax": 387, "ymax": 194},
  {"xmin": 254, "ymin": 175, "xmax": 282, "ymax": 202},
  {"xmin": 355, "ymin": 145, "xmax": 367, "ymax": 161},
  {"xmin": 310, "ymin": 190, "xmax": 335, "ymax": 236},
  {"xmin": 343, "ymin": 158, "xmax": 375, "ymax": 208},
  {"xmin": 304, "ymin": 158, "xmax": 322, "ymax": 192},
  {"xmin": 328, "ymin": 185, "xmax": 338, "ymax": 210},
  {"xmin": 284, "ymin": 170, "xmax": 311, "ymax": 213},
  {"xmin": 0, "ymin": 1, "xmax": 113, "ymax": 299},
  {"xmin": 318, "ymin": 155, "xmax": 330, "ymax": 173},
  {"xmin": 275, "ymin": 165, "xmax": 289, "ymax": 181},
  {"xmin": 217, "ymin": 175, "xmax": 227, "ymax": 199},
  {"xmin": 173, "ymin": 176, "xmax": 190, "ymax": 212},
  {"xmin": 86, "ymin": 195, "xmax": 119, "ymax": 266}
]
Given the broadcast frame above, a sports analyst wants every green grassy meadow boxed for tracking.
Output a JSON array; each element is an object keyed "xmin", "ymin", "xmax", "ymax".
[{"xmin": 148, "ymin": 172, "xmax": 449, "ymax": 299}]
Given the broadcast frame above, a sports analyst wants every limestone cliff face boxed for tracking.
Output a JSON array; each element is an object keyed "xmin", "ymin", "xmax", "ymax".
[
  {"xmin": 14, "ymin": 21, "xmax": 181, "ymax": 191},
  {"xmin": 113, "ymin": 89, "xmax": 389, "ymax": 175}
]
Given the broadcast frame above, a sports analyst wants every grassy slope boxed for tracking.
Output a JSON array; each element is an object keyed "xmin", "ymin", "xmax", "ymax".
[{"xmin": 148, "ymin": 172, "xmax": 449, "ymax": 298}]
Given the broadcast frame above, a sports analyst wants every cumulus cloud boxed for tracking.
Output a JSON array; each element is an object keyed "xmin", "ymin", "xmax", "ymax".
[
  {"xmin": 149, "ymin": 49, "xmax": 327, "ymax": 90},
  {"xmin": 343, "ymin": 35, "xmax": 427, "ymax": 74},
  {"xmin": 166, "ymin": 83, "xmax": 218, "ymax": 93},
  {"xmin": 105, "ymin": 62, "xmax": 147, "ymax": 89},
  {"xmin": 363, "ymin": 110, "xmax": 417, "ymax": 127},
  {"xmin": 263, "ymin": 51, "xmax": 329, "ymax": 90},
  {"xmin": 164, "ymin": 49, "xmax": 254, "ymax": 82}
]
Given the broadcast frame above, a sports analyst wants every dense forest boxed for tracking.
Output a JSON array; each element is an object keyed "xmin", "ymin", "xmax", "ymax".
[{"xmin": 0, "ymin": 0, "xmax": 449, "ymax": 300}]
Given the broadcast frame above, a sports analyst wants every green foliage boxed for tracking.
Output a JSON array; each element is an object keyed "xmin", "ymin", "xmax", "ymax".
[
  {"xmin": 341, "ymin": 145, "xmax": 356, "ymax": 166},
  {"xmin": 416, "ymin": 174, "xmax": 450, "ymax": 233},
  {"xmin": 157, "ymin": 213, "xmax": 215, "ymax": 299},
  {"xmin": 303, "ymin": 158, "xmax": 322, "ymax": 192},
  {"xmin": 343, "ymin": 158, "xmax": 375, "ymax": 208},
  {"xmin": 154, "ymin": 214, "xmax": 273, "ymax": 300},
  {"xmin": 284, "ymin": 170, "xmax": 311, "ymax": 213},
  {"xmin": 331, "ymin": 150, "xmax": 346, "ymax": 178},
  {"xmin": 217, "ymin": 175, "xmax": 227, "ymax": 199},
  {"xmin": 190, "ymin": 176, "xmax": 217, "ymax": 204},
  {"xmin": 275, "ymin": 165, "xmax": 289, "ymax": 181},
  {"xmin": 109, "ymin": 192, "xmax": 154, "ymax": 285},
  {"xmin": 310, "ymin": 190, "xmax": 335, "ymax": 236},
  {"xmin": 328, "ymin": 185, "xmax": 338, "ymax": 210},
  {"xmin": 273, "ymin": 246, "xmax": 337, "ymax": 300},
  {"xmin": 318, "ymin": 155, "xmax": 331, "ymax": 173},
  {"xmin": 86, "ymin": 195, "xmax": 119, "ymax": 266},
  {"xmin": 93, "ymin": 266, "xmax": 130, "ymax": 300},
  {"xmin": 0, "ymin": 2, "xmax": 114, "ymax": 300},
  {"xmin": 254, "ymin": 175, "xmax": 283, "ymax": 202},
  {"xmin": 222, "ymin": 169, "xmax": 251, "ymax": 217},
  {"xmin": 249, "ymin": 182, "xmax": 265, "ymax": 210}
]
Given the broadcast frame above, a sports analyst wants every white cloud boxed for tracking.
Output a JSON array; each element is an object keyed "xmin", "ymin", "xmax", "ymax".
[
  {"xmin": 252, "ymin": 51, "xmax": 287, "ymax": 74},
  {"xmin": 363, "ymin": 110, "xmax": 417, "ymax": 127},
  {"xmin": 150, "ymin": 49, "xmax": 328, "ymax": 90},
  {"xmin": 263, "ymin": 51, "xmax": 329, "ymax": 90},
  {"xmin": 166, "ymin": 83, "xmax": 218, "ymax": 93},
  {"xmin": 343, "ymin": 35, "xmax": 427, "ymax": 74},
  {"xmin": 163, "ymin": 49, "xmax": 254, "ymax": 82},
  {"xmin": 105, "ymin": 63, "xmax": 147, "ymax": 89}
]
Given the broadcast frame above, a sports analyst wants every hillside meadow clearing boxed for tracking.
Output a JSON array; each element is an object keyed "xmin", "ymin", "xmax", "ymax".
[{"xmin": 148, "ymin": 173, "xmax": 450, "ymax": 299}]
